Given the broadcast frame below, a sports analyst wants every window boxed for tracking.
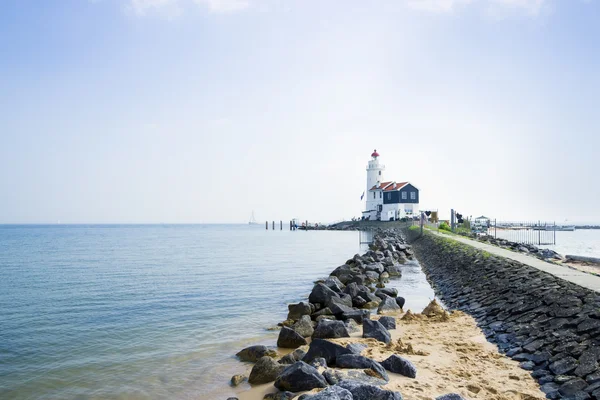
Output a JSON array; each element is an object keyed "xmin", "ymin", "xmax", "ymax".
[
  {"xmin": 380, "ymin": 192, "xmax": 382, "ymax": 198},
  {"xmin": 373, "ymin": 192, "xmax": 376, "ymax": 199},
  {"xmin": 378, "ymin": 171, "xmax": 381, "ymax": 175},
  {"xmin": 401, "ymin": 192, "xmax": 407, "ymax": 200},
  {"xmin": 410, "ymin": 192, "xmax": 416, "ymax": 200},
  {"xmin": 387, "ymin": 193, "xmax": 391, "ymax": 200}
]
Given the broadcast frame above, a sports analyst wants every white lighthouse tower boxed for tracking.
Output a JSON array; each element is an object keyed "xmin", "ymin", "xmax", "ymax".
[{"xmin": 364, "ymin": 149, "xmax": 385, "ymax": 219}]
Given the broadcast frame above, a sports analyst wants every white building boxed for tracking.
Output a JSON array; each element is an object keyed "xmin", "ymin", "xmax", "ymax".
[{"xmin": 361, "ymin": 150, "xmax": 420, "ymax": 221}]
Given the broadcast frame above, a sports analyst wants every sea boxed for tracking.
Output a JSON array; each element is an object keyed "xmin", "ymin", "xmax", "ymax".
[
  {"xmin": 0, "ymin": 224, "xmax": 435, "ymax": 400},
  {"xmin": 494, "ymin": 228, "xmax": 600, "ymax": 258}
]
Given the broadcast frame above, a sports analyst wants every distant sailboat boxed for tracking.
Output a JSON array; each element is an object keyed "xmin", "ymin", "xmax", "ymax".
[{"xmin": 249, "ymin": 211, "xmax": 259, "ymax": 225}]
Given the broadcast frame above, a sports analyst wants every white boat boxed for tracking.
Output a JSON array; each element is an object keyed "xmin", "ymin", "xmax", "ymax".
[{"xmin": 248, "ymin": 211, "xmax": 259, "ymax": 225}]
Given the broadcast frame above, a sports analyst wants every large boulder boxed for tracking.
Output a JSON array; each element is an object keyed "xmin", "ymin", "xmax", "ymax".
[
  {"xmin": 236, "ymin": 345, "xmax": 278, "ymax": 362},
  {"xmin": 375, "ymin": 288, "xmax": 398, "ymax": 299},
  {"xmin": 274, "ymin": 361, "xmax": 328, "ymax": 392},
  {"xmin": 312, "ymin": 320, "xmax": 350, "ymax": 339},
  {"xmin": 337, "ymin": 379, "xmax": 403, "ymax": 400},
  {"xmin": 386, "ymin": 265, "xmax": 402, "ymax": 276},
  {"xmin": 279, "ymin": 348, "xmax": 307, "ymax": 365},
  {"xmin": 395, "ymin": 297, "xmax": 406, "ymax": 309},
  {"xmin": 335, "ymin": 354, "xmax": 389, "ymax": 382},
  {"xmin": 278, "ymin": 326, "xmax": 308, "ymax": 348},
  {"xmin": 325, "ymin": 276, "xmax": 346, "ymax": 293},
  {"xmin": 288, "ymin": 302, "xmax": 312, "ymax": 321},
  {"xmin": 363, "ymin": 319, "xmax": 392, "ymax": 344},
  {"xmin": 323, "ymin": 369, "xmax": 388, "ymax": 386},
  {"xmin": 298, "ymin": 385, "xmax": 353, "ymax": 400},
  {"xmin": 339, "ymin": 309, "xmax": 371, "ymax": 324},
  {"xmin": 378, "ymin": 316, "xmax": 396, "ymax": 330},
  {"xmin": 346, "ymin": 343, "xmax": 368, "ymax": 355},
  {"xmin": 293, "ymin": 315, "xmax": 315, "ymax": 338},
  {"xmin": 248, "ymin": 356, "xmax": 286, "ymax": 384},
  {"xmin": 303, "ymin": 338, "xmax": 353, "ymax": 366},
  {"xmin": 381, "ymin": 355, "xmax": 417, "ymax": 378},
  {"xmin": 377, "ymin": 295, "xmax": 401, "ymax": 314},
  {"xmin": 309, "ymin": 283, "xmax": 340, "ymax": 305},
  {"xmin": 436, "ymin": 395, "xmax": 466, "ymax": 400},
  {"xmin": 328, "ymin": 297, "xmax": 355, "ymax": 315},
  {"xmin": 344, "ymin": 282, "xmax": 360, "ymax": 299}
]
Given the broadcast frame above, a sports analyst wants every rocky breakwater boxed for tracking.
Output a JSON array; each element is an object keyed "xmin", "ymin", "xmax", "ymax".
[
  {"xmin": 230, "ymin": 232, "xmax": 463, "ymax": 400},
  {"xmin": 410, "ymin": 231, "xmax": 600, "ymax": 399}
]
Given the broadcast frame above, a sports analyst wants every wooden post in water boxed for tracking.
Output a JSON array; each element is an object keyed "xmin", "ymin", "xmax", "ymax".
[
  {"xmin": 280, "ymin": 220, "xmax": 282, "ymax": 230},
  {"xmin": 266, "ymin": 221, "xmax": 268, "ymax": 230},
  {"xmin": 272, "ymin": 221, "xmax": 275, "ymax": 230},
  {"xmin": 290, "ymin": 220, "xmax": 292, "ymax": 231}
]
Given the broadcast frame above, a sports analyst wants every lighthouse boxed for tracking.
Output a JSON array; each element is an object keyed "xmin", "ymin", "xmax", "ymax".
[
  {"xmin": 361, "ymin": 149, "xmax": 420, "ymax": 221},
  {"xmin": 365, "ymin": 149, "xmax": 385, "ymax": 218}
]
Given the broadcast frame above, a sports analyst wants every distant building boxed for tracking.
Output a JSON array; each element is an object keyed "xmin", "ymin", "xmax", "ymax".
[{"xmin": 362, "ymin": 150, "xmax": 419, "ymax": 221}]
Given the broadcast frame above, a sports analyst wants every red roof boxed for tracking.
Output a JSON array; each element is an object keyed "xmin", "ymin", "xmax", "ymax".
[
  {"xmin": 370, "ymin": 181, "xmax": 409, "ymax": 191},
  {"xmin": 371, "ymin": 149, "xmax": 380, "ymax": 157},
  {"xmin": 384, "ymin": 182, "xmax": 408, "ymax": 191}
]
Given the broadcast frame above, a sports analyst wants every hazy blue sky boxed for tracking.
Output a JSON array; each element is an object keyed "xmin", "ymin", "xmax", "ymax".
[{"xmin": 1, "ymin": 0, "xmax": 598, "ymax": 224}]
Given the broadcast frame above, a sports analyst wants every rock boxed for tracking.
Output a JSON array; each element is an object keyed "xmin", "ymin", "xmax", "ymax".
[
  {"xmin": 375, "ymin": 288, "xmax": 398, "ymax": 299},
  {"xmin": 274, "ymin": 361, "xmax": 328, "ymax": 392},
  {"xmin": 322, "ymin": 369, "xmax": 388, "ymax": 386},
  {"xmin": 249, "ymin": 356, "xmax": 286, "ymax": 384},
  {"xmin": 231, "ymin": 374, "xmax": 245, "ymax": 386},
  {"xmin": 293, "ymin": 315, "xmax": 315, "ymax": 338},
  {"xmin": 312, "ymin": 307, "xmax": 334, "ymax": 318},
  {"xmin": 352, "ymin": 296, "xmax": 367, "ymax": 308},
  {"xmin": 325, "ymin": 276, "xmax": 345, "ymax": 293},
  {"xmin": 540, "ymin": 382, "xmax": 560, "ymax": 395},
  {"xmin": 316, "ymin": 315, "xmax": 337, "ymax": 322},
  {"xmin": 298, "ymin": 385, "xmax": 353, "ymax": 400},
  {"xmin": 263, "ymin": 392, "xmax": 295, "ymax": 400},
  {"xmin": 303, "ymin": 338, "xmax": 353, "ymax": 366},
  {"xmin": 339, "ymin": 309, "xmax": 371, "ymax": 324},
  {"xmin": 558, "ymin": 378, "xmax": 588, "ymax": 396},
  {"xmin": 549, "ymin": 356, "xmax": 578, "ymax": 375},
  {"xmin": 312, "ymin": 320, "xmax": 350, "ymax": 339},
  {"xmin": 288, "ymin": 302, "xmax": 312, "ymax": 321},
  {"xmin": 381, "ymin": 354, "xmax": 417, "ymax": 378},
  {"xmin": 574, "ymin": 350, "xmax": 599, "ymax": 377},
  {"xmin": 387, "ymin": 265, "xmax": 402, "ymax": 276},
  {"xmin": 395, "ymin": 297, "xmax": 405, "ymax": 309},
  {"xmin": 336, "ymin": 354, "xmax": 389, "ymax": 381},
  {"xmin": 346, "ymin": 342, "xmax": 368, "ymax": 355},
  {"xmin": 279, "ymin": 349, "xmax": 307, "ymax": 365},
  {"xmin": 378, "ymin": 316, "xmax": 396, "ymax": 330},
  {"xmin": 310, "ymin": 357, "xmax": 327, "ymax": 368},
  {"xmin": 377, "ymin": 295, "xmax": 401, "ymax": 314},
  {"xmin": 309, "ymin": 283, "xmax": 340, "ymax": 306},
  {"xmin": 520, "ymin": 361, "xmax": 535, "ymax": 370},
  {"xmin": 345, "ymin": 319, "xmax": 360, "ymax": 333},
  {"xmin": 277, "ymin": 326, "xmax": 308, "ymax": 348},
  {"xmin": 337, "ymin": 379, "xmax": 403, "ymax": 400},
  {"xmin": 344, "ymin": 282, "xmax": 360, "ymax": 298},
  {"xmin": 435, "ymin": 395, "xmax": 466, "ymax": 400},
  {"xmin": 328, "ymin": 297, "xmax": 355, "ymax": 315},
  {"xmin": 363, "ymin": 319, "xmax": 392, "ymax": 344},
  {"xmin": 237, "ymin": 345, "xmax": 278, "ymax": 362},
  {"xmin": 362, "ymin": 301, "xmax": 380, "ymax": 309}
]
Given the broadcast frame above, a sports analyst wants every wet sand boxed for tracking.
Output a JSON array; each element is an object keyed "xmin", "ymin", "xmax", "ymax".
[{"xmin": 232, "ymin": 306, "xmax": 544, "ymax": 400}]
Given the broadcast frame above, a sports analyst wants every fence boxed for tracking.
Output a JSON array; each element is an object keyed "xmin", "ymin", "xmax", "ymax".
[{"xmin": 487, "ymin": 220, "xmax": 556, "ymax": 246}]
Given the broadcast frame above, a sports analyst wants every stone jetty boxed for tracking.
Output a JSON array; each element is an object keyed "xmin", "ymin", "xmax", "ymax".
[
  {"xmin": 229, "ymin": 229, "xmax": 549, "ymax": 400},
  {"xmin": 411, "ymin": 230, "xmax": 600, "ymax": 399}
]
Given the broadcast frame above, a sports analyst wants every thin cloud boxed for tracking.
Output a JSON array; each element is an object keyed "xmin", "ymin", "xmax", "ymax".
[
  {"xmin": 194, "ymin": 0, "xmax": 250, "ymax": 13},
  {"xmin": 405, "ymin": 0, "xmax": 547, "ymax": 15}
]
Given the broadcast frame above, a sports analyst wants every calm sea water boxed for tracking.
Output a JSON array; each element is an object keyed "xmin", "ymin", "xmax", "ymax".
[
  {"xmin": 495, "ymin": 228, "xmax": 600, "ymax": 258},
  {"xmin": 0, "ymin": 225, "xmax": 434, "ymax": 400}
]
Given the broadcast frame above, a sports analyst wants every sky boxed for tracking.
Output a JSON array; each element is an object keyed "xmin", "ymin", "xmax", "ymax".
[{"xmin": 0, "ymin": 0, "xmax": 599, "ymax": 224}]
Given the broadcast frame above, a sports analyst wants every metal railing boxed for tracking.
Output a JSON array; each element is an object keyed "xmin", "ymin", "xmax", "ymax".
[{"xmin": 486, "ymin": 220, "xmax": 556, "ymax": 245}]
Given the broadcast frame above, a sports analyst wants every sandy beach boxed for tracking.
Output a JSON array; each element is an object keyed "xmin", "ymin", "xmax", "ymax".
[{"xmin": 232, "ymin": 307, "xmax": 544, "ymax": 400}]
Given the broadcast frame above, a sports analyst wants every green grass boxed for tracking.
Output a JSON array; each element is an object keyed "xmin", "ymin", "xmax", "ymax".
[{"xmin": 408, "ymin": 225, "xmax": 420, "ymax": 231}]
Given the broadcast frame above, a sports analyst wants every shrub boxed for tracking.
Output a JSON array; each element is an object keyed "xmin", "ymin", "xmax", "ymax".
[{"xmin": 439, "ymin": 222, "xmax": 452, "ymax": 232}]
